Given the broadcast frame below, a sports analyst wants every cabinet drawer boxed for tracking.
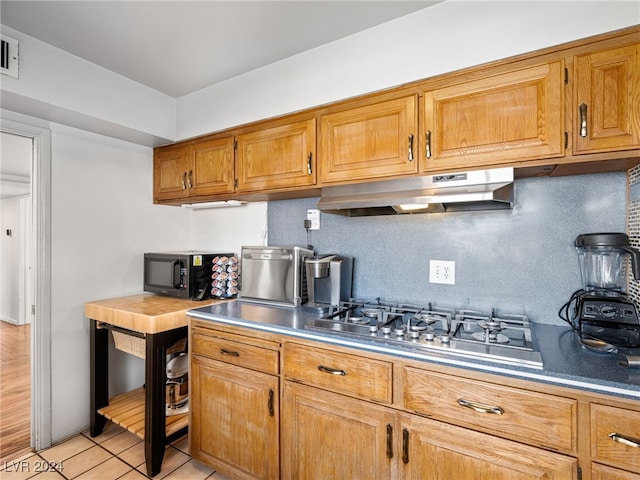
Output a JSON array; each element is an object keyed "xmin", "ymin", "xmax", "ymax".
[
  {"xmin": 402, "ymin": 366, "xmax": 577, "ymax": 453},
  {"xmin": 283, "ymin": 342, "xmax": 392, "ymax": 403},
  {"xmin": 591, "ymin": 403, "xmax": 640, "ymax": 474},
  {"xmin": 191, "ymin": 328, "xmax": 279, "ymax": 375}
]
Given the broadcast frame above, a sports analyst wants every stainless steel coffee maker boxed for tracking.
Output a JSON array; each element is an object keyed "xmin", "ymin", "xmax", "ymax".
[{"xmin": 304, "ymin": 255, "xmax": 353, "ymax": 313}]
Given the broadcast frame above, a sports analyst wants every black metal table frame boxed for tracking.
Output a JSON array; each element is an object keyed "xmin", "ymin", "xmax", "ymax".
[{"xmin": 89, "ymin": 320, "xmax": 188, "ymax": 476}]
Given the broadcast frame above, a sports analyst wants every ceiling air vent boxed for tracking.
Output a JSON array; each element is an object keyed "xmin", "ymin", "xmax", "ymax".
[{"xmin": 1, "ymin": 34, "xmax": 19, "ymax": 78}]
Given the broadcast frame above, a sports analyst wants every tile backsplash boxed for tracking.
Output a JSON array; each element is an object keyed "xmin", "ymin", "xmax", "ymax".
[
  {"xmin": 627, "ymin": 165, "xmax": 640, "ymax": 305},
  {"xmin": 268, "ymin": 172, "xmax": 627, "ymax": 325}
]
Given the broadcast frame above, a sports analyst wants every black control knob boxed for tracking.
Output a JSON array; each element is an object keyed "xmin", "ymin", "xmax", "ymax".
[{"xmin": 601, "ymin": 305, "xmax": 617, "ymax": 318}]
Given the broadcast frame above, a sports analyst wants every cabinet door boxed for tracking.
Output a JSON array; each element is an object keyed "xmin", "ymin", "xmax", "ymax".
[
  {"xmin": 319, "ymin": 95, "xmax": 418, "ymax": 183},
  {"xmin": 190, "ymin": 354, "xmax": 279, "ymax": 480},
  {"xmin": 422, "ymin": 61, "xmax": 564, "ymax": 171},
  {"xmin": 400, "ymin": 414, "xmax": 577, "ymax": 480},
  {"xmin": 591, "ymin": 403, "xmax": 640, "ymax": 474},
  {"xmin": 189, "ymin": 136, "xmax": 236, "ymax": 197},
  {"xmin": 574, "ymin": 44, "xmax": 640, "ymax": 153},
  {"xmin": 153, "ymin": 145, "xmax": 190, "ymax": 201},
  {"xmin": 282, "ymin": 381, "xmax": 396, "ymax": 480},
  {"xmin": 236, "ymin": 117, "xmax": 316, "ymax": 193},
  {"xmin": 592, "ymin": 463, "xmax": 640, "ymax": 480}
]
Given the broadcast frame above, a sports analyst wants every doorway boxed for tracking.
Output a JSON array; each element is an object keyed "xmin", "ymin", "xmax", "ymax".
[
  {"xmin": 0, "ymin": 131, "xmax": 32, "ymax": 459},
  {"xmin": 0, "ymin": 113, "xmax": 52, "ymax": 458}
]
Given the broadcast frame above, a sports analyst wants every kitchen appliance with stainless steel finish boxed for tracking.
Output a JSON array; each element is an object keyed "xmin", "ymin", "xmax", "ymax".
[
  {"xmin": 306, "ymin": 298, "xmax": 543, "ymax": 368},
  {"xmin": 166, "ymin": 353, "xmax": 188, "ymax": 415},
  {"xmin": 238, "ymin": 245, "xmax": 314, "ymax": 307},
  {"xmin": 317, "ymin": 167, "xmax": 514, "ymax": 216},
  {"xmin": 304, "ymin": 255, "xmax": 353, "ymax": 313},
  {"xmin": 571, "ymin": 233, "xmax": 640, "ymax": 348}
]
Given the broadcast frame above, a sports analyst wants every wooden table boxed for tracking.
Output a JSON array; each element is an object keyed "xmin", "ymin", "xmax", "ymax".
[{"xmin": 85, "ymin": 294, "xmax": 222, "ymax": 476}]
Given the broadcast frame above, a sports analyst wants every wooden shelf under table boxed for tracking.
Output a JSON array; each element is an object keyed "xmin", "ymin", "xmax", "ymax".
[{"xmin": 97, "ymin": 387, "xmax": 188, "ymax": 439}]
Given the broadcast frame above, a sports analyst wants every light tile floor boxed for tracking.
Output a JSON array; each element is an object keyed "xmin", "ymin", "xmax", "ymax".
[{"xmin": 0, "ymin": 422, "xmax": 230, "ymax": 480}]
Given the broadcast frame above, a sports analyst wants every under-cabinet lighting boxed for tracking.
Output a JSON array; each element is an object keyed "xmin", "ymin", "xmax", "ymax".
[{"xmin": 181, "ymin": 200, "xmax": 246, "ymax": 210}]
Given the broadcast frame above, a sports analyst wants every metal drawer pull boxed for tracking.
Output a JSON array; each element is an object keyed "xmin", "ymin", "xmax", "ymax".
[
  {"xmin": 187, "ymin": 170, "xmax": 193, "ymax": 188},
  {"xmin": 457, "ymin": 398, "xmax": 504, "ymax": 415},
  {"xmin": 579, "ymin": 103, "xmax": 588, "ymax": 138},
  {"xmin": 317, "ymin": 365, "xmax": 347, "ymax": 376},
  {"xmin": 220, "ymin": 348, "xmax": 240, "ymax": 357},
  {"xmin": 425, "ymin": 130, "xmax": 432, "ymax": 158},
  {"xmin": 402, "ymin": 428, "xmax": 409, "ymax": 464},
  {"xmin": 268, "ymin": 388, "xmax": 275, "ymax": 417},
  {"xmin": 609, "ymin": 432, "xmax": 640, "ymax": 448},
  {"xmin": 408, "ymin": 134, "xmax": 414, "ymax": 161},
  {"xmin": 181, "ymin": 172, "xmax": 187, "ymax": 190},
  {"xmin": 307, "ymin": 152, "xmax": 313, "ymax": 174},
  {"xmin": 386, "ymin": 424, "xmax": 393, "ymax": 459}
]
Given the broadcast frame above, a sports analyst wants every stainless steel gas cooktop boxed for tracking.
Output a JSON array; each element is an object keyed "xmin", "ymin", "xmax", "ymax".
[{"xmin": 305, "ymin": 299, "xmax": 543, "ymax": 368}]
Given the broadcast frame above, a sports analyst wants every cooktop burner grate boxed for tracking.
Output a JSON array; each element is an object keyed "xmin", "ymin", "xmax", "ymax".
[{"xmin": 306, "ymin": 299, "xmax": 543, "ymax": 368}]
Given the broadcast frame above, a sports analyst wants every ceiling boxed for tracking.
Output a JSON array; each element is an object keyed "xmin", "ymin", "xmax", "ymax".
[{"xmin": 0, "ymin": 0, "xmax": 440, "ymax": 98}]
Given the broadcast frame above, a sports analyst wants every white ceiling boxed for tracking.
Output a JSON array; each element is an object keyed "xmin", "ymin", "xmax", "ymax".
[{"xmin": 0, "ymin": 0, "xmax": 440, "ymax": 98}]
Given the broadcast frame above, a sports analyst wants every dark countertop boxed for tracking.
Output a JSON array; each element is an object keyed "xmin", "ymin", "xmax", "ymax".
[{"xmin": 187, "ymin": 300, "xmax": 640, "ymax": 401}]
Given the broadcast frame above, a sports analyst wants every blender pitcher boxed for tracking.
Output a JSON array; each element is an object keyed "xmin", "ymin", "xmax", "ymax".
[{"xmin": 575, "ymin": 233, "xmax": 640, "ymax": 293}]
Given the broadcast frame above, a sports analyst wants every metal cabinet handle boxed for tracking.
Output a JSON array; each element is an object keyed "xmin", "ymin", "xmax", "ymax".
[
  {"xmin": 425, "ymin": 130, "xmax": 432, "ymax": 158},
  {"xmin": 386, "ymin": 424, "xmax": 393, "ymax": 459},
  {"xmin": 317, "ymin": 365, "xmax": 347, "ymax": 376},
  {"xmin": 579, "ymin": 103, "xmax": 588, "ymax": 138},
  {"xmin": 408, "ymin": 134, "xmax": 414, "ymax": 161},
  {"xmin": 307, "ymin": 152, "xmax": 313, "ymax": 174},
  {"xmin": 402, "ymin": 428, "xmax": 409, "ymax": 464},
  {"xmin": 457, "ymin": 398, "xmax": 504, "ymax": 415},
  {"xmin": 187, "ymin": 170, "xmax": 193, "ymax": 189},
  {"xmin": 220, "ymin": 348, "xmax": 239, "ymax": 357},
  {"xmin": 609, "ymin": 432, "xmax": 640, "ymax": 448},
  {"xmin": 181, "ymin": 172, "xmax": 187, "ymax": 190},
  {"xmin": 268, "ymin": 388, "xmax": 275, "ymax": 417}
]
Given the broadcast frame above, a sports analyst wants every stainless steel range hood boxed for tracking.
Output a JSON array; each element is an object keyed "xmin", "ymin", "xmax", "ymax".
[{"xmin": 317, "ymin": 167, "xmax": 514, "ymax": 216}]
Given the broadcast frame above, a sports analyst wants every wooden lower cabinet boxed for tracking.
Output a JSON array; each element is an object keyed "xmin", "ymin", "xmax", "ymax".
[
  {"xmin": 280, "ymin": 381, "xmax": 577, "ymax": 480},
  {"xmin": 282, "ymin": 381, "xmax": 396, "ymax": 480},
  {"xmin": 400, "ymin": 413, "xmax": 577, "ymax": 480},
  {"xmin": 190, "ymin": 354, "xmax": 279, "ymax": 480},
  {"xmin": 591, "ymin": 463, "xmax": 640, "ymax": 480}
]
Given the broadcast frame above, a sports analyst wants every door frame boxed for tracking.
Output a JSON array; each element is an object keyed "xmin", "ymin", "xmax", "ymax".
[{"xmin": 1, "ymin": 110, "xmax": 52, "ymax": 451}]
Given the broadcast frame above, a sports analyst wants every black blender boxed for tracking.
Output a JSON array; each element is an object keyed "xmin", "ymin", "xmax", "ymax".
[{"xmin": 562, "ymin": 233, "xmax": 640, "ymax": 348}]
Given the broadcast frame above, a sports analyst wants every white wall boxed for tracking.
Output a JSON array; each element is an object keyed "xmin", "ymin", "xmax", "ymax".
[
  {"xmin": 48, "ymin": 124, "xmax": 189, "ymax": 441},
  {"xmin": 0, "ymin": 26, "xmax": 176, "ymax": 146},
  {"xmin": 176, "ymin": 1, "xmax": 640, "ymax": 139},
  {"xmin": 0, "ymin": 195, "xmax": 22, "ymax": 322}
]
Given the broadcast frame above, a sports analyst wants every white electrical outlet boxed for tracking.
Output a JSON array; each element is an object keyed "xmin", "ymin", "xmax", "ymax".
[
  {"xmin": 306, "ymin": 209, "xmax": 320, "ymax": 230},
  {"xmin": 429, "ymin": 260, "xmax": 455, "ymax": 285}
]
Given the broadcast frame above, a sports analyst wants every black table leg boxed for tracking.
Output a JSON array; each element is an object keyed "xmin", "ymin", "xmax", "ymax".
[
  {"xmin": 89, "ymin": 320, "xmax": 108, "ymax": 437},
  {"xmin": 143, "ymin": 327, "xmax": 187, "ymax": 476},
  {"xmin": 144, "ymin": 331, "xmax": 167, "ymax": 477}
]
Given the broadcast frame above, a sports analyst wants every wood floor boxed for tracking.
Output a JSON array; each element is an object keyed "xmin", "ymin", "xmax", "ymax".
[{"xmin": 0, "ymin": 320, "xmax": 31, "ymax": 461}]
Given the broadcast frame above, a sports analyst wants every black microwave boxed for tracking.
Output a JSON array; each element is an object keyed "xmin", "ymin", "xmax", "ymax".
[{"xmin": 143, "ymin": 252, "xmax": 234, "ymax": 300}]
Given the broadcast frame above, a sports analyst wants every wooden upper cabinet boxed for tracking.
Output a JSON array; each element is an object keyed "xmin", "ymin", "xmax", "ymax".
[
  {"xmin": 319, "ymin": 95, "xmax": 418, "ymax": 184},
  {"xmin": 189, "ymin": 137, "xmax": 235, "ymax": 197},
  {"xmin": 153, "ymin": 144, "xmax": 190, "ymax": 201},
  {"xmin": 573, "ymin": 43, "xmax": 640, "ymax": 154},
  {"xmin": 422, "ymin": 61, "xmax": 565, "ymax": 171},
  {"xmin": 153, "ymin": 135, "xmax": 235, "ymax": 203},
  {"xmin": 236, "ymin": 116, "xmax": 316, "ymax": 193}
]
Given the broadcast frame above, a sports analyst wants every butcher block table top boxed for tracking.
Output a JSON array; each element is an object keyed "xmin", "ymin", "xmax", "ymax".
[{"xmin": 85, "ymin": 293, "xmax": 225, "ymax": 334}]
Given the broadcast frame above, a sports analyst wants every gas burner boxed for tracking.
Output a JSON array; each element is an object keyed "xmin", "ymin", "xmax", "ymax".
[
  {"xmin": 471, "ymin": 331, "xmax": 510, "ymax": 344},
  {"xmin": 348, "ymin": 317, "xmax": 370, "ymax": 325}
]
